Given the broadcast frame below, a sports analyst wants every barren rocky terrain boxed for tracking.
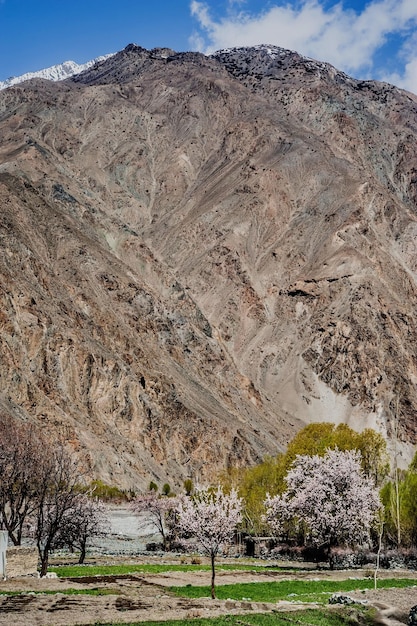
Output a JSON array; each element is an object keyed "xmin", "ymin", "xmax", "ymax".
[{"xmin": 1, "ymin": 44, "xmax": 417, "ymax": 488}]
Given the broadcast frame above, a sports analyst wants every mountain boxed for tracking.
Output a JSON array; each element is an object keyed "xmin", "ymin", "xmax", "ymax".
[
  {"xmin": 0, "ymin": 44, "xmax": 416, "ymax": 489},
  {"xmin": 0, "ymin": 54, "xmax": 114, "ymax": 91}
]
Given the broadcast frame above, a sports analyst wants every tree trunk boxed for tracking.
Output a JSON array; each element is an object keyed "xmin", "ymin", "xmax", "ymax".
[
  {"xmin": 325, "ymin": 542, "xmax": 334, "ymax": 570},
  {"xmin": 8, "ymin": 529, "xmax": 19, "ymax": 546},
  {"xmin": 374, "ymin": 518, "xmax": 384, "ymax": 590},
  {"xmin": 393, "ymin": 395, "xmax": 401, "ymax": 547},
  {"xmin": 39, "ymin": 549, "xmax": 49, "ymax": 577},
  {"xmin": 1, "ymin": 513, "xmax": 18, "ymax": 546},
  {"xmin": 78, "ymin": 542, "xmax": 86, "ymax": 564},
  {"xmin": 210, "ymin": 552, "xmax": 216, "ymax": 599},
  {"xmin": 162, "ymin": 533, "xmax": 170, "ymax": 552}
]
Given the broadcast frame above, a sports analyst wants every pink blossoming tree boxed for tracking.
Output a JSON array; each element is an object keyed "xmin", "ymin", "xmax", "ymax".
[
  {"xmin": 264, "ymin": 448, "xmax": 381, "ymax": 568},
  {"xmin": 176, "ymin": 486, "xmax": 242, "ymax": 598}
]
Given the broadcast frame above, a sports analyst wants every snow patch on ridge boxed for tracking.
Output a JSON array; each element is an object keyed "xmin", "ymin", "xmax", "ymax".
[{"xmin": 212, "ymin": 43, "xmax": 294, "ymax": 59}]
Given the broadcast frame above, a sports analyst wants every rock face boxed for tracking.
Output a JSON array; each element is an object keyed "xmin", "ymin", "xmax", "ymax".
[{"xmin": 0, "ymin": 44, "xmax": 416, "ymax": 488}]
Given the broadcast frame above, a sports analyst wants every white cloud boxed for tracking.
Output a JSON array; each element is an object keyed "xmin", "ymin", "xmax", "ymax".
[
  {"xmin": 382, "ymin": 30, "xmax": 417, "ymax": 93},
  {"xmin": 403, "ymin": 57, "xmax": 417, "ymax": 94},
  {"xmin": 189, "ymin": 0, "xmax": 417, "ymax": 93},
  {"xmin": 384, "ymin": 56, "xmax": 417, "ymax": 94}
]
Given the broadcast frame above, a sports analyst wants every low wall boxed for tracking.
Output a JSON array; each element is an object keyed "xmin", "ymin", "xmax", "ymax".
[{"xmin": 5, "ymin": 546, "xmax": 38, "ymax": 578}]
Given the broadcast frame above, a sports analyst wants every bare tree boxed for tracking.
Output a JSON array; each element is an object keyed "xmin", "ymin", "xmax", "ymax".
[
  {"xmin": 33, "ymin": 442, "xmax": 82, "ymax": 576},
  {"xmin": 131, "ymin": 490, "xmax": 182, "ymax": 550},
  {"xmin": 0, "ymin": 413, "xmax": 110, "ymax": 571},
  {"xmin": 0, "ymin": 414, "xmax": 46, "ymax": 545},
  {"xmin": 55, "ymin": 494, "xmax": 109, "ymax": 564}
]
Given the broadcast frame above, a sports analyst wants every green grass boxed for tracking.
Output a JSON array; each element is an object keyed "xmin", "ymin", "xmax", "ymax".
[
  {"xmin": 49, "ymin": 562, "xmax": 278, "ymax": 578},
  {"xmin": 169, "ymin": 576, "xmax": 417, "ymax": 604},
  {"xmin": 75, "ymin": 608, "xmax": 373, "ymax": 626}
]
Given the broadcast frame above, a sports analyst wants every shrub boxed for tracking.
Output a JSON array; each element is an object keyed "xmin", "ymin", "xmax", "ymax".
[{"xmin": 88, "ymin": 480, "xmax": 130, "ymax": 502}]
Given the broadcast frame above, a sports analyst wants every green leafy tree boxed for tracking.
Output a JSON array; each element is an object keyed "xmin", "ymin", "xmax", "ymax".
[
  {"xmin": 162, "ymin": 483, "xmax": 171, "ymax": 496},
  {"xmin": 286, "ymin": 422, "xmax": 357, "ymax": 461},
  {"xmin": 220, "ymin": 456, "xmax": 286, "ymax": 534},
  {"xmin": 285, "ymin": 423, "xmax": 346, "ymax": 464},
  {"xmin": 380, "ymin": 456, "xmax": 417, "ymax": 548},
  {"xmin": 239, "ymin": 455, "xmax": 287, "ymax": 534},
  {"xmin": 356, "ymin": 428, "xmax": 390, "ymax": 486},
  {"xmin": 279, "ymin": 423, "xmax": 388, "ymax": 486}
]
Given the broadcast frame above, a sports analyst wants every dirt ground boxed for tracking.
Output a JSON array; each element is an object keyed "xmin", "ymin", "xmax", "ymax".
[{"xmin": 1, "ymin": 556, "xmax": 417, "ymax": 626}]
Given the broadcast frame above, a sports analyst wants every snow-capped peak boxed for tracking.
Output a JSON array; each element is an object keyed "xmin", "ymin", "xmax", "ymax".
[{"xmin": 0, "ymin": 53, "xmax": 114, "ymax": 91}]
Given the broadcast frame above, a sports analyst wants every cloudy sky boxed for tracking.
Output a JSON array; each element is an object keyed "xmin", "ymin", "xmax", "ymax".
[{"xmin": 0, "ymin": 0, "xmax": 416, "ymax": 93}]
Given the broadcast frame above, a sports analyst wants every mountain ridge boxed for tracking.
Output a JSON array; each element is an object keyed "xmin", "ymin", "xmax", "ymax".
[
  {"xmin": 0, "ymin": 43, "xmax": 416, "ymax": 488},
  {"xmin": 3, "ymin": 43, "xmax": 407, "ymax": 96}
]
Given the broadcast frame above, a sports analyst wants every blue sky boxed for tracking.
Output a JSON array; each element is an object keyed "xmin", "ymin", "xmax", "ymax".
[{"xmin": 0, "ymin": 0, "xmax": 416, "ymax": 93}]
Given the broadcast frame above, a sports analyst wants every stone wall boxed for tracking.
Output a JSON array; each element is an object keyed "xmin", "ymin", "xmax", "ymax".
[{"xmin": 5, "ymin": 546, "xmax": 38, "ymax": 578}]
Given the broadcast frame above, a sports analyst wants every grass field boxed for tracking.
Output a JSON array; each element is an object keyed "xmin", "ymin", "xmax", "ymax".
[
  {"xmin": 49, "ymin": 562, "xmax": 282, "ymax": 578},
  {"xmin": 169, "ymin": 576, "xmax": 417, "ymax": 604}
]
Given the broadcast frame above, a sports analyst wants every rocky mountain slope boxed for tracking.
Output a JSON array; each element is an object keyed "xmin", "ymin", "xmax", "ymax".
[{"xmin": 0, "ymin": 44, "xmax": 416, "ymax": 488}]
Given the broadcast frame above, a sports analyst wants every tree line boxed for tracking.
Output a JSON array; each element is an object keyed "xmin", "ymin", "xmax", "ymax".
[
  {"xmin": 132, "ymin": 422, "xmax": 417, "ymax": 595},
  {"xmin": 2, "ymin": 412, "xmax": 417, "ymax": 589},
  {"xmin": 131, "ymin": 446, "xmax": 381, "ymax": 597}
]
